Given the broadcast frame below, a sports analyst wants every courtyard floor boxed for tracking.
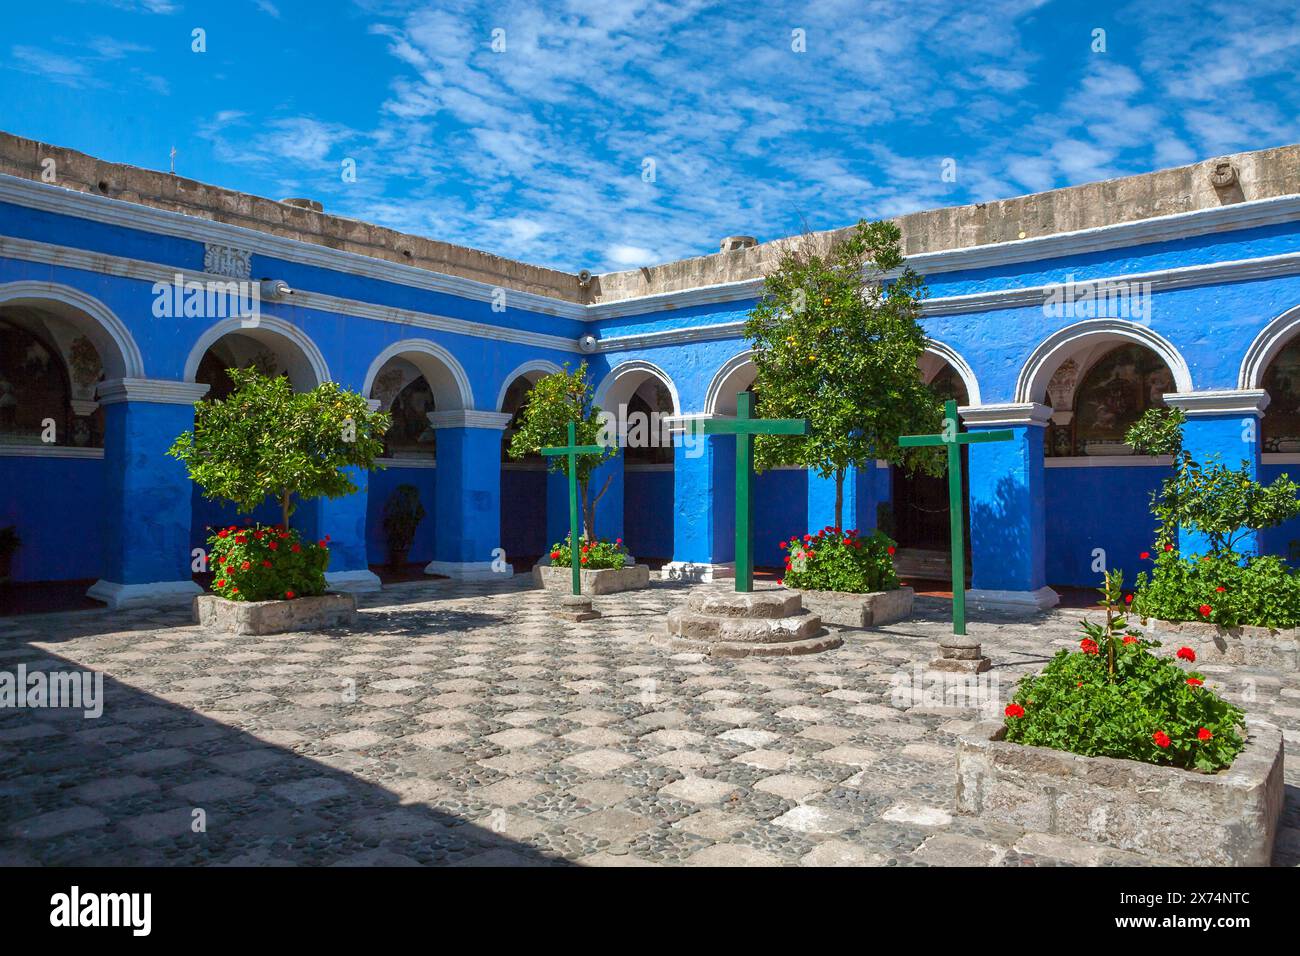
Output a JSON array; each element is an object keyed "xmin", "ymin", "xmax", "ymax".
[{"xmin": 2, "ymin": 576, "xmax": 1298, "ymax": 867}]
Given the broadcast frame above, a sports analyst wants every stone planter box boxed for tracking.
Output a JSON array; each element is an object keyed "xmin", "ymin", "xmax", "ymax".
[
  {"xmin": 193, "ymin": 593, "xmax": 358, "ymax": 636},
  {"xmin": 956, "ymin": 719, "xmax": 1285, "ymax": 866},
  {"xmin": 1140, "ymin": 618, "xmax": 1299, "ymax": 671},
  {"xmin": 796, "ymin": 586, "xmax": 913, "ymax": 628},
  {"xmin": 532, "ymin": 563, "xmax": 651, "ymax": 595}
]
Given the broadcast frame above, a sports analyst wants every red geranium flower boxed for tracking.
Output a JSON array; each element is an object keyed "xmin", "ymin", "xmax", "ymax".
[
  {"xmin": 1123, "ymin": 634, "xmax": 1137, "ymax": 644},
  {"xmin": 1139, "ymin": 551, "xmax": 1149, "ymax": 560},
  {"xmin": 214, "ymin": 579, "xmax": 226, "ymax": 587},
  {"xmin": 1164, "ymin": 544, "xmax": 1174, "ymax": 552},
  {"xmin": 285, "ymin": 590, "xmax": 295, "ymax": 599},
  {"xmin": 254, "ymin": 531, "xmax": 265, "ymax": 540},
  {"xmin": 1124, "ymin": 594, "xmax": 1133, "ymax": 604},
  {"xmin": 580, "ymin": 557, "xmax": 589, "ymax": 565},
  {"xmin": 217, "ymin": 530, "xmax": 229, "ymax": 539},
  {"xmin": 1005, "ymin": 703, "xmax": 1025, "ymax": 718},
  {"xmin": 317, "ymin": 539, "xmax": 328, "ymax": 548},
  {"xmin": 268, "ymin": 541, "xmax": 278, "ymax": 550},
  {"xmin": 550, "ymin": 550, "xmax": 561, "ymax": 559},
  {"xmin": 1176, "ymin": 646, "xmax": 1196, "ymax": 662},
  {"xmin": 291, "ymin": 544, "xmax": 302, "ymax": 553},
  {"xmin": 1080, "ymin": 638, "xmax": 1099, "ymax": 655},
  {"xmin": 1186, "ymin": 677, "xmax": 1203, "ymax": 687},
  {"xmin": 886, "ymin": 545, "xmax": 896, "ymax": 555},
  {"xmin": 1215, "ymin": 586, "xmax": 1225, "ymax": 593},
  {"xmin": 1198, "ymin": 604, "xmax": 1212, "ymax": 617},
  {"xmin": 776, "ymin": 578, "xmax": 784, "ymax": 586},
  {"xmin": 235, "ymin": 534, "xmax": 247, "ymax": 544},
  {"xmin": 262, "ymin": 560, "xmax": 272, "ymax": 568},
  {"xmin": 240, "ymin": 560, "xmax": 251, "ymax": 571},
  {"xmin": 1197, "ymin": 727, "xmax": 1213, "ymax": 741},
  {"xmin": 1153, "ymin": 730, "xmax": 1171, "ymax": 748},
  {"xmin": 615, "ymin": 537, "xmax": 623, "ymax": 545}
]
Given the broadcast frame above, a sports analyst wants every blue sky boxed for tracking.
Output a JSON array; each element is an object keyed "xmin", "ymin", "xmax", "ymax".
[{"xmin": 2, "ymin": 1, "xmax": 1299, "ymax": 273}]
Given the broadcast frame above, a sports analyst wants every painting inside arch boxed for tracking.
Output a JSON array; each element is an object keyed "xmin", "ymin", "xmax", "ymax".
[
  {"xmin": 1262, "ymin": 338, "xmax": 1300, "ymax": 452},
  {"xmin": 382, "ymin": 375, "xmax": 437, "ymax": 458},
  {"xmin": 1045, "ymin": 343, "xmax": 1172, "ymax": 457},
  {"xmin": 0, "ymin": 318, "xmax": 104, "ymax": 448}
]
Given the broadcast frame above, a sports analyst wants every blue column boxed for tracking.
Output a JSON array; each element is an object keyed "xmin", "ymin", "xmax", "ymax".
[
  {"xmin": 665, "ymin": 422, "xmax": 734, "ymax": 581},
  {"xmin": 318, "ymin": 465, "xmax": 381, "ymax": 592},
  {"xmin": 88, "ymin": 379, "xmax": 208, "ymax": 609},
  {"xmin": 426, "ymin": 411, "xmax": 513, "ymax": 579},
  {"xmin": 962, "ymin": 403, "xmax": 1059, "ymax": 611},
  {"xmin": 1164, "ymin": 390, "xmax": 1269, "ymax": 556}
]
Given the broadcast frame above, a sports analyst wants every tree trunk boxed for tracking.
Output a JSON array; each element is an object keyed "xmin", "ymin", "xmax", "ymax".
[
  {"xmin": 580, "ymin": 480, "xmax": 594, "ymax": 542},
  {"xmin": 281, "ymin": 490, "xmax": 292, "ymax": 530},
  {"xmin": 834, "ymin": 468, "xmax": 844, "ymax": 530}
]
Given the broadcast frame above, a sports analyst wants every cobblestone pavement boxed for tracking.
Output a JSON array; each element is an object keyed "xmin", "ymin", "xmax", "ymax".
[{"xmin": 2, "ymin": 577, "xmax": 1298, "ymax": 867}]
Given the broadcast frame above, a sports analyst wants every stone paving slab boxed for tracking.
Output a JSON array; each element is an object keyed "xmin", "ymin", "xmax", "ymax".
[{"xmin": 0, "ymin": 575, "xmax": 1297, "ymax": 867}]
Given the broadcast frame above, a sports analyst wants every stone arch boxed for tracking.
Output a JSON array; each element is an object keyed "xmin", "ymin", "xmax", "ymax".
[
  {"xmin": 184, "ymin": 316, "xmax": 329, "ymax": 391},
  {"xmin": 921, "ymin": 340, "xmax": 981, "ymax": 406},
  {"xmin": 495, "ymin": 359, "xmax": 563, "ymax": 412},
  {"xmin": 593, "ymin": 359, "xmax": 681, "ymax": 417},
  {"xmin": 1240, "ymin": 303, "xmax": 1300, "ymax": 390},
  {"xmin": 1015, "ymin": 318, "xmax": 1192, "ymax": 405},
  {"xmin": 704, "ymin": 350, "xmax": 757, "ymax": 417},
  {"xmin": 0, "ymin": 281, "xmax": 143, "ymax": 379},
  {"xmin": 362, "ymin": 339, "xmax": 472, "ymax": 411}
]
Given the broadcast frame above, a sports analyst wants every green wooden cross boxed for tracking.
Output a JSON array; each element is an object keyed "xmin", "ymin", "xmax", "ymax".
[
  {"xmin": 541, "ymin": 420, "xmax": 605, "ymax": 596},
  {"xmin": 899, "ymin": 399, "xmax": 1013, "ymax": 635},
  {"xmin": 702, "ymin": 391, "xmax": 810, "ymax": 593}
]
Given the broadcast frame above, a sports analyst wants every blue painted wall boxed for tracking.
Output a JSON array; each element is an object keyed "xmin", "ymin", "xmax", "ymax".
[
  {"xmin": 1044, "ymin": 464, "xmax": 1167, "ymax": 588},
  {"xmin": 500, "ymin": 468, "xmax": 547, "ymax": 560},
  {"xmin": 0, "ymin": 456, "xmax": 105, "ymax": 581},
  {"xmin": 624, "ymin": 468, "xmax": 673, "ymax": 559},
  {"xmin": 365, "ymin": 466, "xmax": 438, "ymax": 566}
]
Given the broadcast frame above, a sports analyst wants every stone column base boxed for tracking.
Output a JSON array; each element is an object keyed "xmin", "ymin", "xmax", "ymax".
[
  {"xmin": 424, "ymin": 560, "xmax": 514, "ymax": 581},
  {"xmin": 964, "ymin": 586, "xmax": 1059, "ymax": 613},
  {"xmin": 87, "ymin": 579, "xmax": 203, "ymax": 610},
  {"xmin": 324, "ymin": 569, "xmax": 383, "ymax": 593},
  {"xmin": 661, "ymin": 561, "xmax": 735, "ymax": 583}
]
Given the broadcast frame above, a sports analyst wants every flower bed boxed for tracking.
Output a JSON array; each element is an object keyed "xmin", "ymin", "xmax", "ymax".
[
  {"xmin": 208, "ymin": 524, "xmax": 330, "ymax": 602},
  {"xmin": 1132, "ymin": 547, "xmax": 1300, "ymax": 631},
  {"xmin": 547, "ymin": 534, "xmax": 629, "ymax": 571},
  {"xmin": 778, "ymin": 527, "xmax": 912, "ymax": 627}
]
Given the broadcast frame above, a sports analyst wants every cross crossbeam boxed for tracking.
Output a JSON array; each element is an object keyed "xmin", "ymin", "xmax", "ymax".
[
  {"xmin": 702, "ymin": 392, "xmax": 810, "ymax": 592},
  {"xmin": 898, "ymin": 399, "xmax": 1013, "ymax": 635},
  {"xmin": 541, "ymin": 420, "xmax": 605, "ymax": 595}
]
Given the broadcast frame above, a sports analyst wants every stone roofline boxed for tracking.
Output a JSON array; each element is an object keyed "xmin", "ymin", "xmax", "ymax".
[{"xmin": 2, "ymin": 129, "xmax": 1298, "ymax": 307}]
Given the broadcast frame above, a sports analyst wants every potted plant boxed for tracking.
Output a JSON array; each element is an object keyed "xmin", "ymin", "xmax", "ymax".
[
  {"xmin": 778, "ymin": 526, "xmax": 913, "ymax": 627},
  {"xmin": 955, "ymin": 570, "xmax": 1283, "ymax": 866},
  {"xmin": 169, "ymin": 367, "xmax": 390, "ymax": 634},
  {"xmin": 382, "ymin": 484, "xmax": 426, "ymax": 570},
  {"xmin": 532, "ymin": 533, "xmax": 650, "ymax": 595},
  {"xmin": 0, "ymin": 525, "xmax": 19, "ymax": 583}
]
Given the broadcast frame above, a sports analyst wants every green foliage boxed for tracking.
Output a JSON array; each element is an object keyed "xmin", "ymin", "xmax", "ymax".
[
  {"xmin": 1126, "ymin": 407, "xmax": 1300, "ymax": 553},
  {"xmin": 1005, "ymin": 571, "xmax": 1246, "ymax": 773},
  {"xmin": 1133, "ymin": 549, "xmax": 1300, "ymax": 630},
  {"xmin": 779, "ymin": 526, "xmax": 899, "ymax": 594},
  {"xmin": 208, "ymin": 523, "xmax": 329, "ymax": 602},
  {"xmin": 744, "ymin": 219, "xmax": 944, "ymax": 527},
  {"xmin": 507, "ymin": 363, "xmax": 617, "ymax": 538},
  {"xmin": 381, "ymin": 484, "xmax": 426, "ymax": 561},
  {"xmin": 548, "ymin": 533, "xmax": 628, "ymax": 570},
  {"xmin": 169, "ymin": 368, "xmax": 390, "ymax": 529}
]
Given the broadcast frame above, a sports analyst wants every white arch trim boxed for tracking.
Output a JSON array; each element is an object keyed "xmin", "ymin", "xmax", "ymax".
[
  {"xmin": 360, "ymin": 338, "xmax": 473, "ymax": 410},
  {"xmin": 495, "ymin": 359, "xmax": 563, "ymax": 412},
  {"xmin": 1240, "ymin": 303, "xmax": 1300, "ymax": 389},
  {"xmin": 593, "ymin": 359, "xmax": 682, "ymax": 416},
  {"xmin": 184, "ymin": 315, "xmax": 331, "ymax": 387},
  {"xmin": 924, "ymin": 339, "xmax": 982, "ymax": 406},
  {"xmin": 703, "ymin": 349, "xmax": 756, "ymax": 417},
  {"xmin": 1014, "ymin": 318, "xmax": 1193, "ymax": 404},
  {"xmin": 0, "ymin": 280, "xmax": 144, "ymax": 379}
]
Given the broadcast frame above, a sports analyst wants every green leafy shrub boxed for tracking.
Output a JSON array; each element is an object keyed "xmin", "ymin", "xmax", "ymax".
[
  {"xmin": 549, "ymin": 534, "xmax": 627, "ymax": 570},
  {"xmin": 208, "ymin": 524, "xmax": 330, "ymax": 602},
  {"xmin": 1005, "ymin": 571, "xmax": 1246, "ymax": 773},
  {"xmin": 779, "ymin": 526, "xmax": 899, "ymax": 593},
  {"xmin": 1133, "ymin": 548, "xmax": 1300, "ymax": 630}
]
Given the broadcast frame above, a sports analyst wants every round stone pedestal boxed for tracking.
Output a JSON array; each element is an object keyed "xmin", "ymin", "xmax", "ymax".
[
  {"xmin": 655, "ymin": 587, "xmax": 841, "ymax": 657},
  {"xmin": 931, "ymin": 636, "xmax": 991, "ymax": 673},
  {"xmin": 555, "ymin": 593, "xmax": 601, "ymax": 622}
]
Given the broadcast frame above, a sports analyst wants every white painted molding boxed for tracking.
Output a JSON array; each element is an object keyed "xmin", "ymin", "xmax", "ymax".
[
  {"xmin": 1263, "ymin": 453, "xmax": 1300, "ymax": 465},
  {"xmin": 324, "ymin": 569, "xmax": 382, "ymax": 593},
  {"xmin": 959, "ymin": 402, "xmax": 1052, "ymax": 428},
  {"xmin": 495, "ymin": 358, "xmax": 563, "ymax": 411},
  {"xmin": 1044, "ymin": 455, "xmax": 1173, "ymax": 468},
  {"xmin": 924, "ymin": 338, "xmax": 982, "ymax": 405},
  {"xmin": 0, "ymin": 279, "xmax": 144, "ymax": 378},
  {"xmin": 375, "ymin": 456, "xmax": 437, "ymax": 469},
  {"xmin": 592, "ymin": 321, "xmax": 745, "ymax": 353},
  {"xmin": 703, "ymin": 349, "xmax": 756, "ymax": 417},
  {"xmin": 1162, "ymin": 389, "xmax": 1270, "ymax": 417},
  {"xmin": 366, "ymin": 398, "xmax": 383, "ymax": 412},
  {"xmin": 97, "ymin": 378, "xmax": 211, "ymax": 405},
  {"xmin": 593, "ymin": 359, "xmax": 682, "ymax": 417},
  {"xmin": 965, "ymin": 586, "xmax": 1060, "ymax": 613},
  {"xmin": 0, "ymin": 175, "xmax": 589, "ymax": 321},
  {"xmin": 1239, "ymin": 303, "xmax": 1300, "ymax": 389},
  {"xmin": 424, "ymin": 559, "xmax": 514, "ymax": 580},
  {"xmin": 87, "ymin": 578, "xmax": 202, "ymax": 609},
  {"xmin": 426, "ymin": 410, "xmax": 513, "ymax": 430},
  {"xmin": 0, "ymin": 444, "xmax": 105, "ymax": 459},
  {"xmin": 182, "ymin": 315, "xmax": 330, "ymax": 387},
  {"xmin": 1014, "ymin": 318, "xmax": 1193, "ymax": 403},
  {"xmin": 362, "ymin": 338, "xmax": 474, "ymax": 410}
]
